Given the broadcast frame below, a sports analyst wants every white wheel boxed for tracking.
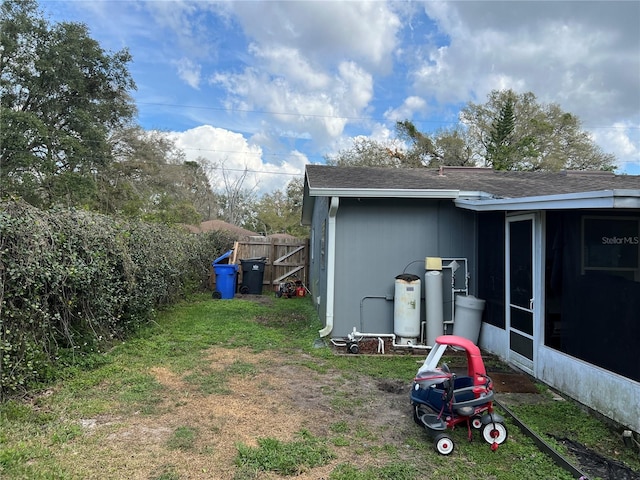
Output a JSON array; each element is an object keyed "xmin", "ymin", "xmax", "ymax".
[
  {"xmin": 482, "ymin": 422, "xmax": 508, "ymax": 445},
  {"xmin": 433, "ymin": 433, "xmax": 454, "ymax": 455},
  {"xmin": 471, "ymin": 416, "xmax": 483, "ymax": 429}
]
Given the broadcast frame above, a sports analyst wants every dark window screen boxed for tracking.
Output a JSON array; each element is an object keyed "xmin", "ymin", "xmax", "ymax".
[
  {"xmin": 478, "ymin": 212, "xmax": 505, "ymax": 329},
  {"xmin": 510, "ymin": 331, "xmax": 533, "ymax": 360},
  {"xmin": 545, "ymin": 211, "xmax": 640, "ymax": 382}
]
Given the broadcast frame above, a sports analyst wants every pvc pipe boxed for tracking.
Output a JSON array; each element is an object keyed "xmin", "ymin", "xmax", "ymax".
[
  {"xmin": 395, "ymin": 340, "xmax": 431, "ymax": 350},
  {"xmin": 319, "ymin": 197, "xmax": 339, "ymax": 337},
  {"xmin": 347, "ymin": 328, "xmax": 431, "ymax": 351},
  {"xmin": 348, "ymin": 328, "xmax": 394, "ymax": 341},
  {"xmin": 359, "ymin": 295, "xmax": 390, "ymax": 332}
]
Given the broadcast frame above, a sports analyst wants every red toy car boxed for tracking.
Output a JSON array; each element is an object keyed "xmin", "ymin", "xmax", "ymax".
[{"xmin": 410, "ymin": 335, "xmax": 508, "ymax": 455}]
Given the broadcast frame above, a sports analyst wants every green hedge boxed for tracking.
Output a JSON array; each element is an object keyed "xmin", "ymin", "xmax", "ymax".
[{"xmin": 0, "ymin": 200, "xmax": 235, "ymax": 398}]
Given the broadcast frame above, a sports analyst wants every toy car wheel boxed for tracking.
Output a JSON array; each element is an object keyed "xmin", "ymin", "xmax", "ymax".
[
  {"xmin": 482, "ymin": 422, "xmax": 508, "ymax": 445},
  {"xmin": 276, "ymin": 289, "xmax": 283, "ymax": 298},
  {"xmin": 412, "ymin": 405, "xmax": 421, "ymax": 424},
  {"xmin": 239, "ymin": 285, "xmax": 250, "ymax": 294},
  {"xmin": 471, "ymin": 416, "xmax": 483, "ymax": 429},
  {"xmin": 412, "ymin": 404, "xmax": 428, "ymax": 425},
  {"xmin": 433, "ymin": 433, "xmax": 454, "ymax": 455},
  {"xmin": 212, "ymin": 291, "xmax": 222, "ymax": 299}
]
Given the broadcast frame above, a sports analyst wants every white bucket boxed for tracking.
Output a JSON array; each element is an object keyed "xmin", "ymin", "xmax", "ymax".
[{"xmin": 452, "ymin": 295, "xmax": 485, "ymax": 344}]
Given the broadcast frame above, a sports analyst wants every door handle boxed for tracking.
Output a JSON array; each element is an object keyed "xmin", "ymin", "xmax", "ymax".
[{"xmin": 529, "ymin": 298, "xmax": 534, "ymax": 310}]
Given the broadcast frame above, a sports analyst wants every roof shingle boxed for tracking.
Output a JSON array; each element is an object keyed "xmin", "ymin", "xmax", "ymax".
[{"xmin": 305, "ymin": 165, "xmax": 640, "ymax": 199}]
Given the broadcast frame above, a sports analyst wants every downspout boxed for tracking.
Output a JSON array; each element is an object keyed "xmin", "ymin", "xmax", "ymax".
[{"xmin": 319, "ymin": 196, "xmax": 339, "ymax": 337}]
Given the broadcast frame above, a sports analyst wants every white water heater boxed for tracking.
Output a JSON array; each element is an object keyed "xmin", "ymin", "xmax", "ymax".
[{"xmin": 394, "ymin": 274, "xmax": 421, "ymax": 344}]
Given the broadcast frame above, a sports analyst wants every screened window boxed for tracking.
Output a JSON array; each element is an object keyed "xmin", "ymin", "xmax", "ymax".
[{"xmin": 545, "ymin": 211, "xmax": 640, "ymax": 382}]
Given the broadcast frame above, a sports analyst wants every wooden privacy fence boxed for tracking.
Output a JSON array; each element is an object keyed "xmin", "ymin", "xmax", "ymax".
[{"xmin": 210, "ymin": 236, "xmax": 309, "ymax": 293}]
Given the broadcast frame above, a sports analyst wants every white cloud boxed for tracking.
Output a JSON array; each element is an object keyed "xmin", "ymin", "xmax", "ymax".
[
  {"xmin": 410, "ymin": 1, "xmax": 640, "ymax": 172},
  {"xmin": 46, "ymin": 1, "xmax": 639, "ymax": 179},
  {"xmin": 174, "ymin": 58, "xmax": 202, "ymax": 89},
  {"xmin": 248, "ymin": 43, "xmax": 330, "ymax": 90},
  {"xmin": 229, "ymin": 1, "xmax": 402, "ymax": 72},
  {"xmin": 170, "ymin": 125, "xmax": 306, "ymax": 196},
  {"xmin": 210, "ymin": 59, "xmax": 373, "ymax": 146},
  {"xmin": 143, "ymin": 1, "xmax": 216, "ymax": 58},
  {"xmin": 414, "ymin": 2, "xmax": 639, "ymax": 116},
  {"xmin": 590, "ymin": 122, "xmax": 640, "ymax": 173},
  {"xmin": 384, "ymin": 96, "xmax": 427, "ymax": 122}
]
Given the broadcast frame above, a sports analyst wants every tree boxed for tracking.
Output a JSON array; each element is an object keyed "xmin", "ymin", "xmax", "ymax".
[
  {"xmin": 395, "ymin": 120, "xmax": 436, "ymax": 167},
  {"xmin": 0, "ymin": 0, "xmax": 136, "ymax": 207},
  {"xmin": 332, "ymin": 91, "xmax": 614, "ymax": 172},
  {"xmin": 99, "ymin": 127, "xmax": 216, "ymax": 224},
  {"xmin": 325, "ymin": 137, "xmax": 403, "ymax": 167},
  {"xmin": 461, "ymin": 89, "xmax": 615, "ymax": 171},
  {"xmin": 247, "ymin": 177, "xmax": 308, "ymax": 237},
  {"xmin": 214, "ymin": 162, "xmax": 258, "ymax": 227},
  {"xmin": 486, "ymin": 92, "xmax": 517, "ymax": 170},
  {"xmin": 328, "ymin": 124, "xmax": 474, "ymax": 169},
  {"xmin": 430, "ymin": 127, "xmax": 474, "ymax": 167},
  {"xmin": 182, "ymin": 158, "xmax": 219, "ymax": 222},
  {"xmin": 396, "ymin": 121, "xmax": 475, "ymax": 168}
]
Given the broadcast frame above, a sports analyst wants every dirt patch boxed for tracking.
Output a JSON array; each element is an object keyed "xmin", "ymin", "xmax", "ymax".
[
  {"xmin": 60, "ymin": 311, "xmax": 635, "ymax": 480},
  {"xmin": 489, "ymin": 372, "xmax": 539, "ymax": 393},
  {"xmin": 550, "ymin": 436, "xmax": 640, "ymax": 480},
  {"xmin": 70, "ymin": 347, "xmax": 415, "ymax": 480},
  {"xmin": 234, "ymin": 293, "xmax": 275, "ymax": 306}
]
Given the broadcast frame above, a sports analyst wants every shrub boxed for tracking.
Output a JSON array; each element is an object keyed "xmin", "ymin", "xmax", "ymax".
[{"xmin": 0, "ymin": 200, "xmax": 235, "ymax": 398}]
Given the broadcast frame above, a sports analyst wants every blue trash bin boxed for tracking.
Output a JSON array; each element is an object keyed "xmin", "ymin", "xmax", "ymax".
[{"xmin": 212, "ymin": 250, "xmax": 238, "ymax": 299}]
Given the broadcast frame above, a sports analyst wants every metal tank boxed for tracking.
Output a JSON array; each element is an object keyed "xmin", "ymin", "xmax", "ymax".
[
  {"xmin": 394, "ymin": 273, "xmax": 421, "ymax": 344},
  {"xmin": 425, "ymin": 270, "xmax": 444, "ymax": 345}
]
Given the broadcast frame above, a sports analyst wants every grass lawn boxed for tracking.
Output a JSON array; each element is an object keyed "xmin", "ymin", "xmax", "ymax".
[{"xmin": 1, "ymin": 293, "xmax": 638, "ymax": 480}]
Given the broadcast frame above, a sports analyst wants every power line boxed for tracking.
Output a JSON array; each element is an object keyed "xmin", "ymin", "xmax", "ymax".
[
  {"xmin": 137, "ymin": 100, "xmax": 640, "ymax": 131},
  {"xmin": 138, "ymin": 102, "xmax": 372, "ymax": 122},
  {"xmin": 2, "ymin": 143, "xmax": 638, "ymax": 166},
  {"xmin": 206, "ymin": 165, "xmax": 303, "ymax": 176}
]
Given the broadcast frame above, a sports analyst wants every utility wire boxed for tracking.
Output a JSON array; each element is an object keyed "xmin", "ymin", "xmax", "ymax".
[{"xmin": 136, "ymin": 100, "xmax": 640, "ymax": 131}]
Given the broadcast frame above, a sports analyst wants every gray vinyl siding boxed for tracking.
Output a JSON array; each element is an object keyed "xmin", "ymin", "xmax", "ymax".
[
  {"xmin": 309, "ymin": 196, "xmax": 329, "ymax": 325},
  {"xmin": 330, "ymin": 197, "xmax": 477, "ymax": 338},
  {"xmin": 303, "ymin": 165, "xmax": 640, "ymax": 435}
]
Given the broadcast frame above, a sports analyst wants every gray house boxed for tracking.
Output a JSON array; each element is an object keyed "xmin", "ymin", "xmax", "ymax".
[{"xmin": 302, "ymin": 164, "xmax": 640, "ymax": 433}]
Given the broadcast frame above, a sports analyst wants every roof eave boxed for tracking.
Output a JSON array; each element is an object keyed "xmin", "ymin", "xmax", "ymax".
[
  {"xmin": 301, "ymin": 177, "xmax": 314, "ymax": 225},
  {"xmin": 455, "ymin": 190, "xmax": 640, "ymax": 211},
  {"xmin": 307, "ymin": 187, "xmax": 460, "ymax": 199}
]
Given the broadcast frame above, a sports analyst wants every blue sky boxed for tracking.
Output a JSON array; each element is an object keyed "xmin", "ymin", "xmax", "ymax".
[{"xmin": 42, "ymin": 1, "xmax": 640, "ymax": 194}]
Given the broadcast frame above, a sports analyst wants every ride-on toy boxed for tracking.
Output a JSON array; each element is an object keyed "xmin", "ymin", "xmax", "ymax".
[
  {"xmin": 275, "ymin": 276, "xmax": 306, "ymax": 298},
  {"xmin": 410, "ymin": 335, "xmax": 508, "ymax": 455}
]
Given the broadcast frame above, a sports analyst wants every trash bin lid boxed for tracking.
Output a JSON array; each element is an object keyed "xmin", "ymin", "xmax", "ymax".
[
  {"xmin": 213, "ymin": 263, "xmax": 238, "ymax": 272},
  {"xmin": 212, "ymin": 249, "xmax": 234, "ymax": 265},
  {"xmin": 240, "ymin": 257, "xmax": 267, "ymax": 263}
]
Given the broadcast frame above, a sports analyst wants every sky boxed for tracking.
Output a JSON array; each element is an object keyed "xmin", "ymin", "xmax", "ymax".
[{"xmin": 41, "ymin": 0, "xmax": 640, "ymax": 195}]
